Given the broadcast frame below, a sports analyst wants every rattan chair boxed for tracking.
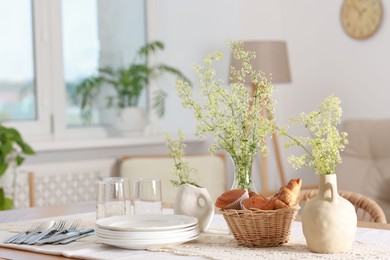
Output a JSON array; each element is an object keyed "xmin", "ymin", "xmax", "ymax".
[{"xmin": 299, "ymin": 189, "xmax": 387, "ymax": 224}]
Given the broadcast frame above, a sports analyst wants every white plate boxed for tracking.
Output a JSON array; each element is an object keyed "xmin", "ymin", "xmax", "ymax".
[
  {"xmin": 95, "ymin": 225, "xmax": 199, "ymax": 240},
  {"xmin": 96, "ymin": 234, "xmax": 199, "ymax": 250},
  {"xmin": 96, "ymin": 227, "xmax": 199, "ymax": 241},
  {"xmin": 96, "ymin": 214, "xmax": 198, "ymax": 232}
]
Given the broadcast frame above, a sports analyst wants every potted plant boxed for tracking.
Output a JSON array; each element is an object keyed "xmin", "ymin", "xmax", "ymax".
[
  {"xmin": 165, "ymin": 130, "xmax": 213, "ymax": 232},
  {"xmin": 281, "ymin": 94, "xmax": 356, "ymax": 253},
  {"xmin": 75, "ymin": 40, "xmax": 191, "ymax": 133},
  {"xmin": 0, "ymin": 124, "xmax": 35, "ymax": 210},
  {"xmin": 176, "ymin": 41, "xmax": 276, "ymax": 191}
]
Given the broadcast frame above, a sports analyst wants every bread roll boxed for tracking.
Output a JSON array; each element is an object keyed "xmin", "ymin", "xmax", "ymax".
[
  {"xmin": 215, "ymin": 189, "xmax": 249, "ymax": 210},
  {"xmin": 241, "ymin": 196, "xmax": 274, "ymax": 210}
]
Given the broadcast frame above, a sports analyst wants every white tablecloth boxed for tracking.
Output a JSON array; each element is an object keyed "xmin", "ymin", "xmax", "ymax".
[{"xmin": 0, "ymin": 212, "xmax": 389, "ymax": 260}]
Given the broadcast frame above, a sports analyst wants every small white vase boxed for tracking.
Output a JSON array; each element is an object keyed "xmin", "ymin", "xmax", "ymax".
[
  {"xmin": 174, "ymin": 184, "xmax": 214, "ymax": 232},
  {"xmin": 302, "ymin": 174, "xmax": 357, "ymax": 253},
  {"xmin": 113, "ymin": 107, "xmax": 148, "ymax": 135}
]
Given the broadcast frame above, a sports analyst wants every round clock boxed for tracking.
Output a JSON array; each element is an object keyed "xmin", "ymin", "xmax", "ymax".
[{"xmin": 341, "ymin": 0, "xmax": 383, "ymax": 39}]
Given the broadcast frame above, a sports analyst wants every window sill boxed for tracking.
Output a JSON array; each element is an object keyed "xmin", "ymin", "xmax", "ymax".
[{"xmin": 30, "ymin": 134, "xmax": 203, "ymax": 152}]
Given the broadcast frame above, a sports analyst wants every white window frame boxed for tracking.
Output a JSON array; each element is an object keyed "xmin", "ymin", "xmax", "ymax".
[
  {"xmin": 5, "ymin": 0, "xmax": 52, "ymax": 140},
  {"xmin": 5, "ymin": 0, "xmax": 146, "ymax": 142}
]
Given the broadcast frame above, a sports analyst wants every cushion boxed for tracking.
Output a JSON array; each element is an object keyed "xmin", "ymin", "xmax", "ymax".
[{"xmin": 336, "ymin": 119, "xmax": 390, "ymax": 222}]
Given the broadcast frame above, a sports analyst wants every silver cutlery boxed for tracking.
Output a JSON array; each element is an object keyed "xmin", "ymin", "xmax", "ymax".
[
  {"xmin": 5, "ymin": 219, "xmax": 93, "ymax": 246},
  {"xmin": 25, "ymin": 220, "xmax": 66, "ymax": 245},
  {"xmin": 12, "ymin": 220, "xmax": 55, "ymax": 244},
  {"xmin": 35, "ymin": 219, "xmax": 82, "ymax": 245},
  {"xmin": 3, "ymin": 223, "xmax": 38, "ymax": 244},
  {"xmin": 53, "ymin": 229, "xmax": 95, "ymax": 245}
]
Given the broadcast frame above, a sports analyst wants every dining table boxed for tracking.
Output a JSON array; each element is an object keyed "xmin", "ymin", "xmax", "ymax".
[{"xmin": 0, "ymin": 202, "xmax": 389, "ymax": 260}]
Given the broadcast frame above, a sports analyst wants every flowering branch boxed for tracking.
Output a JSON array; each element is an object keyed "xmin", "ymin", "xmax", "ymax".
[
  {"xmin": 176, "ymin": 41, "xmax": 276, "ymax": 189},
  {"xmin": 281, "ymin": 95, "xmax": 348, "ymax": 175},
  {"xmin": 165, "ymin": 130, "xmax": 199, "ymax": 187}
]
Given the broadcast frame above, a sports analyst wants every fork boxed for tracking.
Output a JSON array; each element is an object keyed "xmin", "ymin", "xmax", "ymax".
[
  {"xmin": 3, "ymin": 223, "xmax": 38, "ymax": 244},
  {"xmin": 26, "ymin": 220, "xmax": 66, "ymax": 245},
  {"xmin": 35, "ymin": 219, "xmax": 82, "ymax": 245}
]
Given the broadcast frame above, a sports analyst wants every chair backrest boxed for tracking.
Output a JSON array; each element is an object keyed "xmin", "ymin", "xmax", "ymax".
[
  {"xmin": 336, "ymin": 119, "xmax": 390, "ymax": 222},
  {"xmin": 0, "ymin": 169, "xmax": 31, "ymax": 209},
  {"xmin": 120, "ymin": 154, "xmax": 227, "ymax": 205},
  {"xmin": 299, "ymin": 189, "xmax": 387, "ymax": 224},
  {"xmin": 25, "ymin": 160, "xmax": 113, "ymax": 207}
]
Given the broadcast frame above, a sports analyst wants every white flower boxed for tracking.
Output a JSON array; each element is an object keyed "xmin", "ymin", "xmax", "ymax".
[{"xmin": 176, "ymin": 41, "xmax": 276, "ymax": 189}]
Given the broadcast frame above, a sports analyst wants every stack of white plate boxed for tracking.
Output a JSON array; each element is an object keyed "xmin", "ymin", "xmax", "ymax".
[{"xmin": 95, "ymin": 214, "xmax": 199, "ymax": 250}]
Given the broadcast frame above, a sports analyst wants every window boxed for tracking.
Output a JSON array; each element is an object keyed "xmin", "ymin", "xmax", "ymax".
[
  {"xmin": 0, "ymin": 0, "xmax": 146, "ymax": 140},
  {"xmin": 62, "ymin": 0, "xmax": 100, "ymax": 126},
  {"xmin": 0, "ymin": 0, "xmax": 36, "ymax": 121}
]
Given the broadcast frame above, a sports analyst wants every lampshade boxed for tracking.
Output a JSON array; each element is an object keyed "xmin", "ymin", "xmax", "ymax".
[{"xmin": 230, "ymin": 41, "xmax": 291, "ymax": 84}]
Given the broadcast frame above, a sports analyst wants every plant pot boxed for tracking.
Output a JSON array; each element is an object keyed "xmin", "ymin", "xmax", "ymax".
[
  {"xmin": 113, "ymin": 107, "xmax": 148, "ymax": 135},
  {"xmin": 174, "ymin": 184, "xmax": 214, "ymax": 232},
  {"xmin": 302, "ymin": 174, "xmax": 357, "ymax": 253}
]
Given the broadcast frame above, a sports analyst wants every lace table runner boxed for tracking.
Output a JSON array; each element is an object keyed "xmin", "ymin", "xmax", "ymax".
[
  {"xmin": 151, "ymin": 228, "xmax": 390, "ymax": 260},
  {"xmin": 1, "ymin": 213, "xmax": 389, "ymax": 260}
]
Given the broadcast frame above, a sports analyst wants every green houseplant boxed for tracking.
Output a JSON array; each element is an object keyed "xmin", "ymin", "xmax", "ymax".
[
  {"xmin": 0, "ymin": 124, "xmax": 35, "ymax": 210},
  {"xmin": 75, "ymin": 40, "xmax": 191, "ymax": 123}
]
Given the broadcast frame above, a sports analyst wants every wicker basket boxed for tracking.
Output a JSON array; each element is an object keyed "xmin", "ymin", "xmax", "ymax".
[{"xmin": 221, "ymin": 206, "xmax": 300, "ymax": 247}]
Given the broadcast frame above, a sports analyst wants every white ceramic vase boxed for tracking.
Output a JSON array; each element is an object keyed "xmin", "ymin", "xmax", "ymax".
[
  {"xmin": 302, "ymin": 174, "xmax": 357, "ymax": 253},
  {"xmin": 174, "ymin": 184, "xmax": 214, "ymax": 232}
]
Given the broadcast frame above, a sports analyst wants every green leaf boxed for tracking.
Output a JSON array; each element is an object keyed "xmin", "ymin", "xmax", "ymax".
[
  {"xmin": 157, "ymin": 64, "xmax": 192, "ymax": 86},
  {"xmin": 14, "ymin": 140, "xmax": 35, "ymax": 155},
  {"xmin": 0, "ymin": 163, "xmax": 8, "ymax": 177},
  {"xmin": 152, "ymin": 89, "xmax": 167, "ymax": 118},
  {"xmin": 74, "ymin": 75, "xmax": 104, "ymax": 123},
  {"xmin": 0, "ymin": 143, "xmax": 12, "ymax": 155},
  {"xmin": 0, "ymin": 188, "xmax": 13, "ymax": 210},
  {"xmin": 137, "ymin": 41, "xmax": 164, "ymax": 58},
  {"xmin": 16, "ymin": 155, "xmax": 24, "ymax": 166}
]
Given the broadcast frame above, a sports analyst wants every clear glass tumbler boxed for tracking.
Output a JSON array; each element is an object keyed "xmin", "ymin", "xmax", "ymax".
[
  {"xmin": 133, "ymin": 178, "xmax": 162, "ymax": 215},
  {"xmin": 96, "ymin": 177, "xmax": 131, "ymax": 219}
]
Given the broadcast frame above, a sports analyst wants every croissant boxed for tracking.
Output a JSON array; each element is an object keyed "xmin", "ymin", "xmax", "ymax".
[{"xmin": 274, "ymin": 178, "xmax": 302, "ymax": 207}]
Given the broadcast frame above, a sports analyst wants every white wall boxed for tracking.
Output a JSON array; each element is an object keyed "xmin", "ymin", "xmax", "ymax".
[{"xmin": 146, "ymin": 0, "xmax": 390, "ymax": 191}]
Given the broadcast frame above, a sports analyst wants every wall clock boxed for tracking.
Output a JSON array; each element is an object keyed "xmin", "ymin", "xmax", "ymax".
[{"xmin": 341, "ymin": 0, "xmax": 383, "ymax": 39}]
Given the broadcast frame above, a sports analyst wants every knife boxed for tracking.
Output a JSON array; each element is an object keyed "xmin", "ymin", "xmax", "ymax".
[
  {"xmin": 35, "ymin": 228, "xmax": 94, "ymax": 245},
  {"xmin": 53, "ymin": 230, "xmax": 95, "ymax": 245}
]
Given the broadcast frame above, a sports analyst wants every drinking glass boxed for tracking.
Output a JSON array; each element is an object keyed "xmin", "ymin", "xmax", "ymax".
[
  {"xmin": 96, "ymin": 177, "xmax": 131, "ymax": 219},
  {"xmin": 133, "ymin": 178, "xmax": 162, "ymax": 214}
]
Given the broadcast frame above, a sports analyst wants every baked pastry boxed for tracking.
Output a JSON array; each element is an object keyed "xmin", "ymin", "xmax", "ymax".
[
  {"xmin": 215, "ymin": 189, "xmax": 249, "ymax": 210},
  {"xmin": 215, "ymin": 178, "xmax": 302, "ymax": 211},
  {"xmin": 274, "ymin": 178, "xmax": 302, "ymax": 207},
  {"xmin": 248, "ymin": 190, "xmax": 257, "ymax": 197},
  {"xmin": 241, "ymin": 196, "xmax": 274, "ymax": 210},
  {"xmin": 270, "ymin": 197, "xmax": 289, "ymax": 209}
]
